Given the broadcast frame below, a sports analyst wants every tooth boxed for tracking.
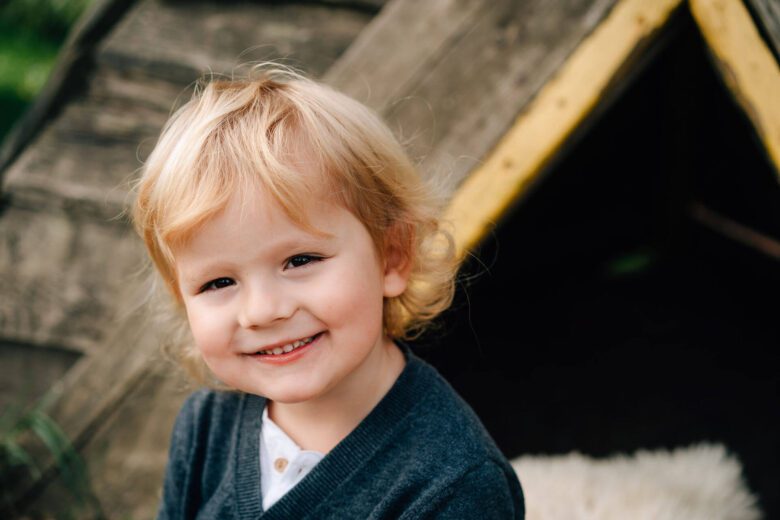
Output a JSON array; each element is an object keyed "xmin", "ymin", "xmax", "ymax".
[
  {"xmin": 283, "ymin": 344, "xmax": 293, "ymax": 353},
  {"xmin": 294, "ymin": 340, "xmax": 303, "ymax": 348},
  {"xmin": 272, "ymin": 347, "xmax": 283, "ymax": 355}
]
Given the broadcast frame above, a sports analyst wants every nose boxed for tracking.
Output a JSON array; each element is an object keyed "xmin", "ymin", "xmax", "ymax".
[{"xmin": 237, "ymin": 278, "xmax": 295, "ymax": 329}]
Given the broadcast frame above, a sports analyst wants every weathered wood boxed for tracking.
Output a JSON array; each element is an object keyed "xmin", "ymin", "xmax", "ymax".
[
  {"xmin": 0, "ymin": 207, "xmax": 143, "ymax": 354},
  {"xmin": 690, "ymin": 0, "xmax": 780, "ymax": 178},
  {"xmin": 326, "ymin": 0, "xmax": 623, "ymax": 193},
  {"xmin": 36, "ymin": 354, "xmax": 189, "ymax": 518},
  {"xmin": 2, "ymin": 66, "xmax": 185, "ymax": 222},
  {"xmin": 744, "ymin": 0, "xmax": 780, "ymax": 61},
  {"xmin": 410, "ymin": 0, "xmax": 624, "ymax": 191},
  {"xmin": 99, "ymin": 0, "xmax": 372, "ymax": 84},
  {"xmin": 442, "ymin": 0, "xmax": 684, "ymax": 257},
  {"xmin": 8, "ymin": 297, "xmax": 186, "ymax": 512},
  {"xmin": 0, "ymin": 342, "xmax": 81, "ymax": 412},
  {"xmin": 325, "ymin": 0, "xmax": 490, "ymax": 111}
]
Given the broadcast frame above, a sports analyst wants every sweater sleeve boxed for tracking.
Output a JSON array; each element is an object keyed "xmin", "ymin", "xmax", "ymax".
[{"xmin": 417, "ymin": 460, "xmax": 525, "ymax": 519}]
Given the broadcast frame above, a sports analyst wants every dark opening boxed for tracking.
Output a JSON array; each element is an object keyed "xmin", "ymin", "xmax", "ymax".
[{"xmin": 413, "ymin": 9, "xmax": 779, "ymax": 518}]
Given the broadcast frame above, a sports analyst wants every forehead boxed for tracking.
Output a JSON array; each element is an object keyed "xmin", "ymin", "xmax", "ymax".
[
  {"xmin": 173, "ymin": 185, "xmax": 374, "ymax": 266},
  {"xmin": 195, "ymin": 187, "xmax": 331, "ymax": 245}
]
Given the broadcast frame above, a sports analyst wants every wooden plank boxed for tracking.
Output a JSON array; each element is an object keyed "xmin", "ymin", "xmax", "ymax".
[
  {"xmin": 326, "ymin": 0, "xmax": 622, "ymax": 193},
  {"xmin": 2, "ymin": 67, "xmax": 184, "ymax": 216},
  {"xmin": 0, "ymin": 342, "xmax": 81, "ymax": 412},
  {"xmin": 8, "ymin": 305, "xmax": 174, "ymax": 512},
  {"xmin": 325, "ymin": 0, "xmax": 490, "ymax": 112},
  {"xmin": 29, "ymin": 354, "xmax": 190, "ymax": 518},
  {"xmin": 98, "ymin": 0, "xmax": 372, "ymax": 84},
  {"xmin": 0, "ymin": 207, "xmax": 143, "ymax": 354},
  {"xmin": 690, "ymin": 0, "xmax": 780, "ymax": 178},
  {"xmin": 442, "ymin": 0, "xmax": 684, "ymax": 258},
  {"xmin": 410, "ymin": 0, "xmax": 622, "ymax": 191}
]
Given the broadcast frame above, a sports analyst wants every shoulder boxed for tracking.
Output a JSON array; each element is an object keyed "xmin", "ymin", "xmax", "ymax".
[
  {"xmin": 398, "ymin": 355, "xmax": 504, "ymax": 463},
  {"xmin": 387, "ymin": 354, "xmax": 525, "ymax": 518},
  {"xmin": 408, "ymin": 459, "xmax": 524, "ymax": 519}
]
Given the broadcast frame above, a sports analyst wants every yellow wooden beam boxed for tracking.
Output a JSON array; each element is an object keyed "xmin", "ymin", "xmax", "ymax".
[
  {"xmin": 442, "ymin": 0, "xmax": 683, "ymax": 259},
  {"xmin": 690, "ymin": 0, "xmax": 780, "ymax": 178}
]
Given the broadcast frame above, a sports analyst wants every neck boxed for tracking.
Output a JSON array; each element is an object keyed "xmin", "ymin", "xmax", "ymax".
[{"xmin": 267, "ymin": 337, "xmax": 405, "ymax": 453}]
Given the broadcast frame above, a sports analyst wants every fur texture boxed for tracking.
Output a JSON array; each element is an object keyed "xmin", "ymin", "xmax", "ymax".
[{"xmin": 511, "ymin": 444, "xmax": 760, "ymax": 520}]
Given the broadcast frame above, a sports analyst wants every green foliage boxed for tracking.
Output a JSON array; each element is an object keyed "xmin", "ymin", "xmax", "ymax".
[
  {"xmin": 0, "ymin": 27, "xmax": 59, "ymax": 101},
  {"xmin": 0, "ymin": 0, "xmax": 92, "ymax": 42},
  {"xmin": 0, "ymin": 403, "xmax": 101, "ymax": 517},
  {"xmin": 0, "ymin": 0, "xmax": 93, "ymax": 142}
]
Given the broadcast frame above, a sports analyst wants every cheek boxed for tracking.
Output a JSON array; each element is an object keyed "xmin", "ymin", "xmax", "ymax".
[
  {"xmin": 185, "ymin": 304, "xmax": 231, "ymax": 356},
  {"xmin": 316, "ymin": 264, "xmax": 385, "ymax": 331}
]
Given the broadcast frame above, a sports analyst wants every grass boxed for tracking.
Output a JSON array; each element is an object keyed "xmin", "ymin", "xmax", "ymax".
[{"xmin": 0, "ymin": 402, "xmax": 102, "ymax": 517}]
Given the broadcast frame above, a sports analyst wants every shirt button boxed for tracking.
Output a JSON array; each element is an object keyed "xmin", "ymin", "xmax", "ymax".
[{"xmin": 274, "ymin": 458, "xmax": 288, "ymax": 472}]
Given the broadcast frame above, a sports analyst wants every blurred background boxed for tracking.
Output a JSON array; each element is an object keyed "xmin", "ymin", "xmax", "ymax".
[
  {"xmin": 0, "ymin": 0, "xmax": 92, "ymax": 141},
  {"xmin": 0, "ymin": 0, "xmax": 778, "ymax": 518}
]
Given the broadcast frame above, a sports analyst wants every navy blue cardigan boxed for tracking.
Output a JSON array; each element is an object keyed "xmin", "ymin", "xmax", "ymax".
[{"xmin": 158, "ymin": 347, "xmax": 524, "ymax": 519}]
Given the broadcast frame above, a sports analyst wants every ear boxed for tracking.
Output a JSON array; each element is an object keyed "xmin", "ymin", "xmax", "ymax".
[{"xmin": 382, "ymin": 226, "xmax": 413, "ymax": 298}]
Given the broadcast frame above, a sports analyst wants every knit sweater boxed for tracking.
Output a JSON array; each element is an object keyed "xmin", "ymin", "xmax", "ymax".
[{"xmin": 157, "ymin": 347, "xmax": 525, "ymax": 519}]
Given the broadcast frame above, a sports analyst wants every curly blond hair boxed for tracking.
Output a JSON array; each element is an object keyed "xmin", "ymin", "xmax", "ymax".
[{"xmin": 132, "ymin": 68, "xmax": 456, "ymax": 383}]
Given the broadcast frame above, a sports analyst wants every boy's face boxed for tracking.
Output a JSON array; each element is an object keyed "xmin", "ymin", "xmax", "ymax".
[{"xmin": 173, "ymin": 187, "xmax": 409, "ymax": 405}]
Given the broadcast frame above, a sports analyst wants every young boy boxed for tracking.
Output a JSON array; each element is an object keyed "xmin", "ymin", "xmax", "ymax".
[{"xmin": 133, "ymin": 69, "xmax": 524, "ymax": 519}]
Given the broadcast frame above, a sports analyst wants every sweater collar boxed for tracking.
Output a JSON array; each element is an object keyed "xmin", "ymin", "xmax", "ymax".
[{"xmin": 234, "ymin": 342, "xmax": 426, "ymax": 519}]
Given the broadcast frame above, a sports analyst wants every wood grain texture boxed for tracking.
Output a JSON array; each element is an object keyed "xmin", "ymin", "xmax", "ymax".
[
  {"xmin": 0, "ymin": 207, "xmax": 143, "ymax": 354},
  {"xmin": 40, "ymin": 338, "xmax": 190, "ymax": 518},
  {"xmin": 325, "ymin": 0, "xmax": 622, "ymax": 193},
  {"xmin": 691, "ymin": 0, "xmax": 780, "ymax": 177},
  {"xmin": 99, "ymin": 0, "xmax": 370, "ymax": 83},
  {"xmin": 410, "ymin": 0, "xmax": 622, "ymax": 190},
  {"xmin": 325, "ymin": 0, "xmax": 490, "ymax": 111},
  {"xmin": 442, "ymin": 0, "xmax": 684, "ymax": 257}
]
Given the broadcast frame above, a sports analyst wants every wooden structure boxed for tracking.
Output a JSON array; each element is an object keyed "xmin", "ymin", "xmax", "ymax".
[{"xmin": 0, "ymin": 0, "xmax": 777, "ymax": 517}]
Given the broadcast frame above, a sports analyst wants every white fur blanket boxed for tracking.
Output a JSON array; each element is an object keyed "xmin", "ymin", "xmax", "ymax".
[{"xmin": 510, "ymin": 444, "xmax": 761, "ymax": 520}]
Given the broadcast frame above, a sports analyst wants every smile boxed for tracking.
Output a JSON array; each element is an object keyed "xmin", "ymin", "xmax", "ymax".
[{"xmin": 255, "ymin": 333, "xmax": 319, "ymax": 356}]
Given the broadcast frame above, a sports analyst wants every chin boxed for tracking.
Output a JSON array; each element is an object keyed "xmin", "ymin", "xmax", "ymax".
[{"xmin": 259, "ymin": 384, "xmax": 328, "ymax": 405}]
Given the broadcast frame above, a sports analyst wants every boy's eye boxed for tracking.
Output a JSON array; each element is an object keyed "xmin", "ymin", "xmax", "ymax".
[
  {"xmin": 285, "ymin": 254, "xmax": 322, "ymax": 269},
  {"xmin": 200, "ymin": 277, "xmax": 235, "ymax": 292}
]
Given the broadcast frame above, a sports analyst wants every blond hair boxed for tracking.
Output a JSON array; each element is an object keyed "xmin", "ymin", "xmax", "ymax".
[{"xmin": 133, "ymin": 68, "xmax": 456, "ymax": 382}]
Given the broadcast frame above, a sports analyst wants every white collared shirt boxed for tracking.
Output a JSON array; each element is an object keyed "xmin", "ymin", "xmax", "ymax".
[{"xmin": 259, "ymin": 407, "xmax": 325, "ymax": 511}]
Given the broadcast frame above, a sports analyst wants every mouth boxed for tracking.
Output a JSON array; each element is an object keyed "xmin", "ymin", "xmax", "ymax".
[{"xmin": 253, "ymin": 332, "xmax": 322, "ymax": 357}]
